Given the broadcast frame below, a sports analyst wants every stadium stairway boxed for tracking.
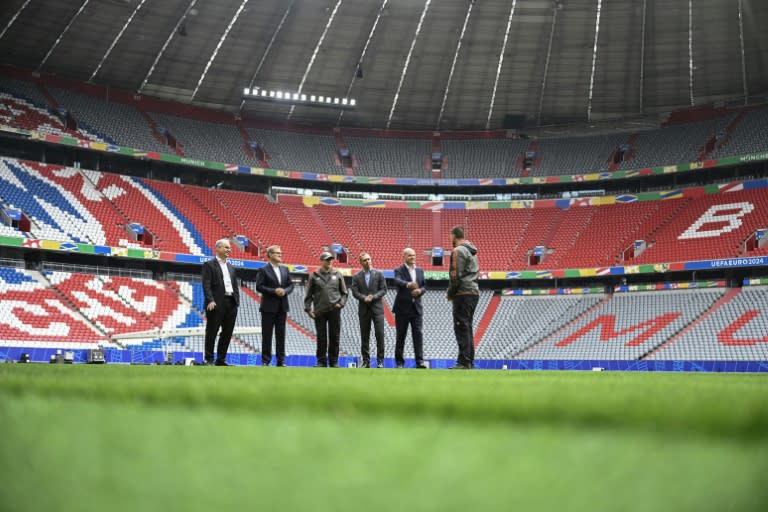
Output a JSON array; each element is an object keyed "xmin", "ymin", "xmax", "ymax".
[
  {"xmin": 36, "ymin": 84, "xmax": 61, "ymax": 111},
  {"xmin": 138, "ymin": 107, "xmax": 177, "ymax": 153},
  {"xmin": 136, "ymin": 178, "xmax": 209, "ymax": 254},
  {"xmin": 627, "ymin": 198, "xmax": 693, "ymax": 261},
  {"xmin": 213, "ymin": 189, "xmax": 316, "ymax": 262},
  {"xmin": 710, "ymin": 109, "xmax": 749, "ymax": 156},
  {"xmin": 473, "ymin": 293, "xmax": 501, "ymax": 347},
  {"xmin": 151, "ymin": 180, "xmax": 243, "ymax": 257}
]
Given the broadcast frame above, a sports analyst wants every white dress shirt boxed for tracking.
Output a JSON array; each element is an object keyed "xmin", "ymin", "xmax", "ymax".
[
  {"xmin": 407, "ymin": 264, "xmax": 416, "ymax": 284},
  {"xmin": 217, "ymin": 257, "xmax": 234, "ymax": 295},
  {"xmin": 270, "ymin": 263, "xmax": 282, "ymax": 285}
]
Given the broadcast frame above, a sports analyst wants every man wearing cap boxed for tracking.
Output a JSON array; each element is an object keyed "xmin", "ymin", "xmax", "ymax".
[
  {"xmin": 305, "ymin": 251, "xmax": 348, "ymax": 367},
  {"xmin": 350, "ymin": 252, "xmax": 387, "ymax": 368}
]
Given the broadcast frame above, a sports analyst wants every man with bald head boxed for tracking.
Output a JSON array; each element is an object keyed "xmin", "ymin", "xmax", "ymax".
[
  {"xmin": 392, "ymin": 248, "xmax": 427, "ymax": 369},
  {"xmin": 202, "ymin": 238, "xmax": 240, "ymax": 366}
]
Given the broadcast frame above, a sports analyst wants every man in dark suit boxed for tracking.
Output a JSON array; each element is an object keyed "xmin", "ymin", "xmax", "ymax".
[
  {"xmin": 350, "ymin": 252, "xmax": 387, "ymax": 368},
  {"xmin": 256, "ymin": 245, "xmax": 294, "ymax": 366},
  {"xmin": 392, "ymin": 248, "xmax": 427, "ymax": 369},
  {"xmin": 202, "ymin": 238, "xmax": 240, "ymax": 366}
]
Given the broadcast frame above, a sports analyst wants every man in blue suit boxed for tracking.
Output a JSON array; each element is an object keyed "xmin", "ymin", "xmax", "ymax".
[
  {"xmin": 392, "ymin": 248, "xmax": 427, "ymax": 369},
  {"xmin": 256, "ymin": 245, "xmax": 294, "ymax": 366}
]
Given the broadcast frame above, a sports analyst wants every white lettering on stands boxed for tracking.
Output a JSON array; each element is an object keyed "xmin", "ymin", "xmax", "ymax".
[{"xmin": 679, "ymin": 202, "xmax": 754, "ymax": 240}]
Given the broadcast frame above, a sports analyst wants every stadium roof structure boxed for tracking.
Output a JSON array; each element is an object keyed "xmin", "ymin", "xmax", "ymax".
[{"xmin": 1, "ymin": 0, "xmax": 767, "ymax": 131}]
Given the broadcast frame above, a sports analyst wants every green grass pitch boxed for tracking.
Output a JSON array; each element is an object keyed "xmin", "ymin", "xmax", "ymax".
[{"xmin": 1, "ymin": 365, "xmax": 767, "ymax": 512}]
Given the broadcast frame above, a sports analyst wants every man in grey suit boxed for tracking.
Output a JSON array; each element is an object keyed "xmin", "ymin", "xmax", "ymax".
[{"xmin": 350, "ymin": 252, "xmax": 387, "ymax": 368}]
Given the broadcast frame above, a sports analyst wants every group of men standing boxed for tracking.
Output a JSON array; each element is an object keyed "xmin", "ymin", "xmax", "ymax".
[{"xmin": 201, "ymin": 227, "xmax": 479, "ymax": 370}]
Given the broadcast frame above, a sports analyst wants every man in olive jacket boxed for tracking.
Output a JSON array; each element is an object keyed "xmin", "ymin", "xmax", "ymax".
[
  {"xmin": 305, "ymin": 252, "xmax": 348, "ymax": 367},
  {"xmin": 447, "ymin": 226, "xmax": 479, "ymax": 370}
]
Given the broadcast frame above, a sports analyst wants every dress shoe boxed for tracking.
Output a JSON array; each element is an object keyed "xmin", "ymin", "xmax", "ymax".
[
  {"xmin": 261, "ymin": 362, "xmax": 270, "ymax": 367},
  {"xmin": 415, "ymin": 361, "xmax": 428, "ymax": 369},
  {"xmin": 329, "ymin": 363, "xmax": 340, "ymax": 368},
  {"xmin": 376, "ymin": 361, "xmax": 384, "ymax": 368},
  {"xmin": 450, "ymin": 363, "xmax": 471, "ymax": 370},
  {"xmin": 313, "ymin": 362, "xmax": 327, "ymax": 368},
  {"xmin": 276, "ymin": 362, "xmax": 287, "ymax": 367},
  {"xmin": 396, "ymin": 363, "xmax": 404, "ymax": 369},
  {"xmin": 214, "ymin": 360, "xmax": 229, "ymax": 366},
  {"xmin": 203, "ymin": 360, "xmax": 214, "ymax": 366},
  {"xmin": 360, "ymin": 361, "xmax": 371, "ymax": 368}
]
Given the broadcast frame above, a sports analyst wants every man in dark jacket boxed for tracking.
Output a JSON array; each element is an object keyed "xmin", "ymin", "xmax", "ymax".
[
  {"xmin": 350, "ymin": 252, "xmax": 387, "ymax": 368},
  {"xmin": 201, "ymin": 238, "xmax": 240, "ymax": 366},
  {"xmin": 447, "ymin": 226, "xmax": 479, "ymax": 369},
  {"xmin": 305, "ymin": 252, "xmax": 348, "ymax": 367},
  {"xmin": 392, "ymin": 248, "xmax": 427, "ymax": 369},
  {"xmin": 256, "ymin": 245, "xmax": 294, "ymax": 366}
]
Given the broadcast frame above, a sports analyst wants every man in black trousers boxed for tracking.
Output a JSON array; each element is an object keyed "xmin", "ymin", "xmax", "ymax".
[
  {"xmin": 305, "ymin": 252, "xmax": 348, "ymax": 367},
  {"xmin": 447, "ymin": 226, "xmax": 480, "ymax": 370},
  {"xmin": 256, "ymin": 245, "xmax": 294, "ymax": 366},
  {"xmin": 392, "ymin": 248, "xmax": 427, "ymax": 369},
  {"xmin": 202, "ymin": 238, "xmax": 240, "ymax": 366},
  {"xmin": 350, "ymin": 252, "xmax": 387, "ymax": 368}
]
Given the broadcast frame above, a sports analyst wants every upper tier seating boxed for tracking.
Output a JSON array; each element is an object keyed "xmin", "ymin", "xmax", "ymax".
[
  {"xmin": 709, "ymin": 107, "xmax": 768, "ymax": 159},
  {"xmin": 3, "ymin": 74, "xmax": 766, "ymax": 179},
  {"xmin": 0, "ymin": 78, "xmax": 108, "ymax": 141},
  {"xmin": 246, "ymin": 127, "xmax": 340, "ymax": 173},
  {"xmin": 345, "ymin": 136, "xmax": 432, "ymax": 178},
  {"xmin": 617, "ymin": 116, "xmax": 735, "ymax": 170},
  {"xmin": 441, "ymin": 138, "xmax": 530, "ymax": 178},
  {"xmin": 47, "ymin": 87, "xmax": 166, "ymax": 152},
  {"xmin": 534, "ymin": 133, "xmax": 628, "ymax": 175},
  {"xmin": 149, "ymin": 112, "xmax": 261, "ymax": 166}
]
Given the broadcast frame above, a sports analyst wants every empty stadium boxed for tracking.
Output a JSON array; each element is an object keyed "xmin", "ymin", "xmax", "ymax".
[{"xmin": 1, "ymin": 1, "xmax": 767, "ymax": 511}]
